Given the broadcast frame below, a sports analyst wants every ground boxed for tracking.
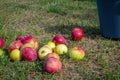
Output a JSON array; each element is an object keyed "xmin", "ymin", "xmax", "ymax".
[{"xmin": 0, "ymin": 0, "xmax": 120, "ymax": 80}]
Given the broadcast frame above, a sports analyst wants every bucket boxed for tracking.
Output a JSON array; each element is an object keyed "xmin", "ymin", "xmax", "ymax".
[{"xmin": 97, "ymin": 0, "xmax": 120, "ymax": 39}]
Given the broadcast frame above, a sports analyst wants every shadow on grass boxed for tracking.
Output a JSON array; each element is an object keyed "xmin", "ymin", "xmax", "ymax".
[{"xmin": 44, "ymin": 24, "xmax": 101, "ymax": 40}]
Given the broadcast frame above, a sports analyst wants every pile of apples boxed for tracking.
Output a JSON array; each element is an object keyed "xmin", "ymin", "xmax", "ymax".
[
  {"xmin": 8, "ymin": 35, "xmax": 38, "ymax": 61},
  {"xmin": 1, "ymin": 27, "xmax": 85, "ymax": 73}
]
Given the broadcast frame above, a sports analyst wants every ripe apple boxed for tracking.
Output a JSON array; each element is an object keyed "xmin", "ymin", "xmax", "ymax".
[
  {"xmin": 47, "ymin": 41, "xmax": 55, "ymax": 51},
  {"xmin": 10, "ymin": 49, "xmax": 22, "ymax": 61},
  {"xmin": 43, "ymin": 57, "xmax": 62, "ymax": 73},
  {"xmin": 0, "ymin": 38, "xmax": 4, "ymax": 48},
  {"xmin": 16, "ymin": 36, "xmax": 25, "ymax": 42},
  {"xmin": 22, "ymin": 47, "xmax": 38, "ymax": 61},
  {"xmin": 54, "ymin": 44, "xmax": 68, "ymax": 55},
  {"xmin": 52, "ymin": 35, "xmax": 66, "ymax": 45},
  {"xmin": 71, "ymin": 27, "xmax": 84, "ymax": 41},
  {"xmin": 0, "ymin": 49, "xmax": 4, "ymax": 57},
  {"xmin": 38, "ymin": 46, "xmax": 52, "ymax": 60},
  {"xmin": 69, "ymin": 47, "xmax": 85, "ymax": 60},
  {"xmin": 46, "ymin": 52, "xmax": 60, "ymax": 60},
  {"xmin": 8, "ymin": 41, "xmax": 23, "ymax": 53},
  {"xmin": 22, "ymin": 35, "xmax": 35, "ymax": 45},
  {"xmin": 20, "ymin": 43, "xmax": 34, "ymax": 51}
]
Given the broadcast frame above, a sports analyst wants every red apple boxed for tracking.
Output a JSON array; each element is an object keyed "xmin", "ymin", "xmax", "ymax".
[
  {"xmin": 22, "ymin": 35, "xmax": 38, "ymax": 50},
  {"xmin": 69, "ymin": 47, "xmax": 85, "ymax": 60},
  {"xmin": 22, "ymin": 47, "xmax": 38, "ymax": 61},
  {"xmin": 43, "ymin": 57, "xmax": 62, "ymax": 73},
  {"xmin": 71, "ymin": 27, "xmax": 84, "ymax": 41},
  {"xmin": 8, "ymin": 41, "xmax": 23, "ymax": 53},
  {"xmin": 52, "ymin": 35, "xmax": 66, "ymax": 45},
  {"xmin": 46, "ymin": 53, "xmax": 60, "ymax": 60},
  {"xmin": 22, "ymin": 35, "xmax": 35, "ymax": 44},
  {"xmin": 0, "ymin": 38, "xmax": 4, "ymax": 48},
  {"xmin": 16, "ymin": 36, "xmax": 25, "ymax": 42}
]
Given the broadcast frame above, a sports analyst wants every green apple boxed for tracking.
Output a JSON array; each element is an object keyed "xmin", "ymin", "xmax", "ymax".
[
  {"xmin": 20, "ymin": 43, "xmax": 34, "ymax": 50},
  {"xmin": 10, "ymin": 49, "xmax": 22, "ymax": 61},
  {"xmin": 69, "ymin": 47, "xmax": 85, "ymax": 60},
  {"xmin": 0, "ymin": 49, "xmax": 4, "ymax": 57},
  {"xmin": 54, "ymin": 44, "xmax": 68, "ymax": 55},
  {"xmin": 38, "ymin": 46, "xmax": 52, "ymax": 60},
  {"xmin": 47, "ymin": 41, "xmax": 56, "ymax": 51}
]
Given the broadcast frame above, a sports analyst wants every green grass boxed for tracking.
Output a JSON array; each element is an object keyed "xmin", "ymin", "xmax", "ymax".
[{"xmin": 0, "ymin": 0, "xmax": 120, "ymax": 80}]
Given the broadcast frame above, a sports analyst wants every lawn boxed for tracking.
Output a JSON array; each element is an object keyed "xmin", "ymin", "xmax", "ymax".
[{"xmin": 0, "ymin": 0, "xmax": 120, "ymax": 80}]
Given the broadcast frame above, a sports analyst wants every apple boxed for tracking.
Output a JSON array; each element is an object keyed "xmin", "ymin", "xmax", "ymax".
[
  {"xmin": 22, "ymin": 47, "xmax": 38, "ymax": 61},
  {"xmin": 54, "ymin": 44, "xmax": 68, "ymax": 55},
  {"xmin": 38, "ymin": 46, "xmax": 52, "ymax": 60},
  {"xmin": 43, "ymin": 57, "xmax": 62, "ymax": 73},
  {"xmin": 69, "ymin": 47, "xmax": 85, "ymax": 60},
  {"xmin": 16, "ymin": 36, "xmax": 25, "ymax": 42},
  {"xmin": 52, "ymin": 35, "xmax": 66, "ymax": 45},
  {"xmin": 71, "ymin": 27, "xmax": 84, "ymax": 41},
  {"xmin": 10, "ymin": 49, "xmax": 22, "ymax": 61},
  {"xmin": 8, "ymin": 41, "xmax": 23, "ymax": 53},
  {"xmin": 46, "ymin": 52, "xmax": 60, "ymax": 60},
  {"xmin": 22, "ymin": 35, "xmax": 35, "ymax": 45},
  {"xmin": 22, "ymin": 35, "xmax": 38, "ymax": 50},
  {"xmin": 0, "ymin": 38, "xmax": 4, "ymax": 48},
  {"xmin": 20, "ymin": 43, "xmax": 34, "ymax": 51},
  {"xmin": 47, "ymin": 41, "xmax": 55, "ymax": 51},
  {"xmin": 0, "ymin": 49, "xmax": 4, "ymax": 57}
]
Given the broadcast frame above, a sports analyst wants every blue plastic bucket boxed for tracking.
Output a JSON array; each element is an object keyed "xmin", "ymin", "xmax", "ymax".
[{"xmin": 97, "ymin": 0, "xmax": 120, "ymax": 39}]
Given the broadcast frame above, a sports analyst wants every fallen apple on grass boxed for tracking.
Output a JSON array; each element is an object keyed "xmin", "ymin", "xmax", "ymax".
[
  {"xmin": 10, "ymin": 49, "xmax": 22, "ymax": 61},
  {"xmin": 38, "ymin": 46, "xmax": 52, "ymax": 60},
  {"xmin": 47, "ymin": 41, "xmax": 56, "ymax": 51},
  {"xmin": 46, "ymin": 52, "xmax": 60, "ymax": 60},
  {"xmin": 8, "ymin": 41, "xmax": 23, "ymax": 53},
  {"xmin": 52, "ymin": 35, "xmax": 67, "ymax": 45},
  {"xmin": 22, "ymin": 35, "xmax": 38, "ymax": 50},
  {"xmin": 43, "ymin": 57, "xmax": 62, "ymax": 73},
  {"xmin": 54, "ymin": 44, "xmax": 68, "ymax": 55},
  {"xmin": 22, "ymin": 47, "xmax": 38, "ymax": 62},
  {"xmin": 71, "ymin": 27, "xmax": 84, "ymax": 41},
  {"xmin": 16, "ymin": 36, "xmax": 25, "ymax": 42},
  {"xmin": 0, "ymin": 37, "xmax": 4, "ymax": 48},
  {"xmin": 69, "ymin": 47, "xmax": 85, "ymax": 60}
]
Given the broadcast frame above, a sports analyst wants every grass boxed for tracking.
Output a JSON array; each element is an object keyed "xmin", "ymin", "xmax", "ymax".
[{"xmin": 0, "ymin": 0, "xmax": 120, "ymax": 80}]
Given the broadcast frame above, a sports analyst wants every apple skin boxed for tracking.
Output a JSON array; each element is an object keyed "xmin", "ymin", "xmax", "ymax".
[
  {"xmin": 22, "ymin": 47, "xmax": 38, "ymax": 61},
  {"xmin": 22, "ymin": 35, "xmax": 35, "ymax": 45},
  {"xmin": 52, "ymin": 35, "xmax": 66, "ymax": 45},
  {"xmin": 16, "ymin": 36, "xmax": 25, "ymax": 42},
  {"xmin": 54, "ymin": 44, "xmax": 68, "ymax": 55},
  {"xmin": 0, "ymin": 49, "xmax": 4, "ymax": 57},
  {"xmin": 10, "ymin": 49, "xmax": 22, "ymax": 61},
  {"xmin": 20, "ymin": 43, "xmax": 34, "ymax": 51},
  {"xmin": 43, "ymin": 57, "xmax": 62, "ymax": 73},
  {"xmin": 22, "ymin": 35, "xmax": 38, "ymax": 50},
  {"xmin": 69, "ymin": 47, "xmax": 85, "ymax": 60},
  {"xmin": 47, "ymin": 41, "xmax": 56, "ymax": 51},
  {"xmin": 38, "ymin": 46, "xmax": 52, "ymax": 60},
  {"xmin": 71, "ymin": 27, "xmax": 84, "ymax": 41},
  {"xmin": 46, "ymin": 52, "xmax": 60, "ymax": 60},
  {"xmin": 8, "ymin": 41, "xmax": 23, "ymax": 53},
  {"xmin": 0, "ymin": 38, "xmax": 4, "ymax": 48}
]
